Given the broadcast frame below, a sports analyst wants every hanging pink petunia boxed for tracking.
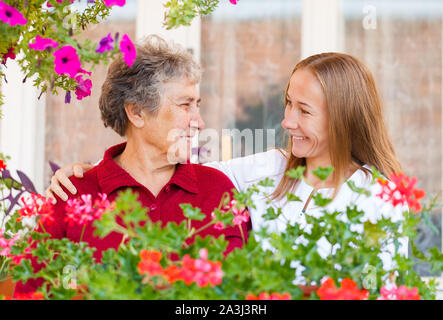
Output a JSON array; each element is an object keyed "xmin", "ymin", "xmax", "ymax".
[
  {"xmin": 96, "ymin": 33, "xmax": 114, "ymax": 53},
  {"xmin": 119, "ymin": 34, "xmax": 136, "ymax": 67},
  {"xmin": 0, "ymin": 1, "xmax": 27, "ymax": 26},
  {"xmin": 29, "ymin": 35, "xmax": 59, "ymax": 51},
  {"xmin": 229, "ymin": 0, "xmax": 238, "ymax": 4},
  {"xmin": 53, "ymin": 45, "xmax": 82, "ymax": 79},
  {"xmin": 74, "ymin": 75, "xmax": 92, "ymax": 100},
  {"xmin": 103, "ymin": 0, "xmax": 126, "ymax": 7}
]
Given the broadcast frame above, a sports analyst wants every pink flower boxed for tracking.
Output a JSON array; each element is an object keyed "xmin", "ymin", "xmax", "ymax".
[
  {"xmin": 96, "ymin": 33, "xmax": 114, "ymax": 53},
  {"xmin": 0, "ymin": 1, "xmax": 27, "ymax": 26},
  {"xmin": 74, "ymin": 75, "xmax": 92, "ymax": 100},
  {"xmin": 47, "ymin": 0, "xmax": 74, "ymax": 7},
  {"xmin": 379, "ymin": 285, "xmax": 421, "ymax": 300},
  {"xmin": 64, "ymin": 193, "xmax": 113, "ymax": 227},
  {"xmin": 233, "ymin": 213, "xmax": 249, "ymax": 226},
  {"xmin": 0, "ymin": 229, "xmax": 20, "ymax": 257},
  {"xmin": 103, "ymin": 0, "xmax": 126, "ymax": 7},
  {"xmin": 53, "ymin": 46, "xmax": 82, "ymax": 79},
  {"xmin": 119, "ymin": 34, "xmax": 136, "ymax": 67},
  {"xmin": 29, "ymin": 35, "xmax": 59, "ymax": 51},
  {"xmin": 213, "ymin": 221, "xmax": 224, "ymax": 230},
  {"xmin": 229, "ymin": 0, "xmax": 238, "ymax": 4},
  {"xmin": 226, "ymin": 200, "xmax": 249, "ymax": 226}
]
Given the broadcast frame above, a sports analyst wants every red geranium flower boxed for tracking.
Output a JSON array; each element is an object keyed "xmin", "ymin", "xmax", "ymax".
[
  {"xmin": 0, "ymin": 159, "xmax": 6, "ymax": 171},
  {"xmin": 18, "ymin": 193, "xmax": 55, "ymax": 226},
  {"xmin": 5, "ymin": 291, "xmax": 44, "ymax": 300},
  {"xmin": 377, "ymin": 173, "xmax": 425, "ymax": 213},
  {"xmin": 138, "ymin": 249, "xmax": 163, "ymax": 277},
  {"xmin": 245, "ymin": 292, "xmax": 291, "ymax": 300},
  {"xmin": 317, "ymin": 277, "xmax": 369, "ymax": 300}
]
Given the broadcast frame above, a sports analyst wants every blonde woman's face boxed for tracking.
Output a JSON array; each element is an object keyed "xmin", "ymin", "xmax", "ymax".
[{"xmin": 281, "ymin": 68, "xmax": 330, "ymax": 161}]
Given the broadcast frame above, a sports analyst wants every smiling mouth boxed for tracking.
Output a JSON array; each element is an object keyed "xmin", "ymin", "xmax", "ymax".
[{"xmin": 292, "ymin": 136, "xmax": 308, "ymax": 141}]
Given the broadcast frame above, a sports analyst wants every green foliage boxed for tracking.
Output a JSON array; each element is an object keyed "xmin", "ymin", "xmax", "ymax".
[
  {"xmin": 164, "ymin": 0, "xmax": 220, "ymax": 29},
  {"xmin": 6, "ymin": 165, "xmax": 443, "ymax": 300}
]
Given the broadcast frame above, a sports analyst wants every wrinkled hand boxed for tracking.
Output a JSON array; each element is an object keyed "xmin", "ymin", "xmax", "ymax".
[{"xmin": 45, "ymin": 163, "xmax": 93, "ymax": 203}]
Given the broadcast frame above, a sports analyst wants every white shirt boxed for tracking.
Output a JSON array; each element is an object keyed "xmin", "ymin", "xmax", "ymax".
[{"xmin": 205, "ymin": 149, "xmax": 408, "ymax": 281}]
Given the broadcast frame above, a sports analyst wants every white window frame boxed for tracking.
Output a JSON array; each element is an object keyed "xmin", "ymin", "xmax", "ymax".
[{"xmin": 0, "ymin": 57, "xmax": 46, "ymax": 194}]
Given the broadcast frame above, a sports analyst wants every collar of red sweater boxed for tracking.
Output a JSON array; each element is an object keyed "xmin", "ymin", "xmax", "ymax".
[{"xmin": 96, "ymin": 142, "xmax": 199, "ymax": 195}]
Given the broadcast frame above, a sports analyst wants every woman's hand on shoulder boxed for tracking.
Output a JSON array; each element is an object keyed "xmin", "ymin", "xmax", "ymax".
[{"xmin": 45, "ymin": 163, "xmax": 93, "ymax": 204}]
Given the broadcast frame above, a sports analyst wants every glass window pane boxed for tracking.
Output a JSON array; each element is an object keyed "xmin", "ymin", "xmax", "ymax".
[
  {"xmin": 43, "ymin": 1, "xmax": 137, "ymax": 183},
  {"xmin": 343, "ymin": 0, "xmax": 442, "ymax": 276},
  {"xmin": 200, "ymin": 0, "xmax": 302, "ymax": 158}
]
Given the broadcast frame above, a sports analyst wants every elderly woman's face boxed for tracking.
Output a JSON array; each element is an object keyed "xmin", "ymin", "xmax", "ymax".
[{"xmin": 141, "ymin": 77, "xmax": 205, "ymax": 163}]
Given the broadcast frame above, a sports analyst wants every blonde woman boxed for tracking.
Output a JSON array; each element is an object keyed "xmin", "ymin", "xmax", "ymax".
[{"xmin": 46, "ymin": 52, "xmax": 409, "ymax": 271}]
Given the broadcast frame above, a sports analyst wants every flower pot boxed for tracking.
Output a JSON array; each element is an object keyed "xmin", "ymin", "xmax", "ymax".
[
  {"xmin": 0, "ymin": 277, "xmax": 16, "ymax": 298},
  {"xmin": 300, "ymin": 285, "xmax": 319, "ymax": 299}
]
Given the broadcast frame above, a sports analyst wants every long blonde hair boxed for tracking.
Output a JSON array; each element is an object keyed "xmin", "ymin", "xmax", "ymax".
[{"xmin": 272, "ymin": 52, "xmax": 402, "ymax": 200}]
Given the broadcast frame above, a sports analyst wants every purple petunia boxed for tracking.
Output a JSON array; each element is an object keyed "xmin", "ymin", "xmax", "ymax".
[{"xmin": 96, "ymin": 33, "xmax": 114, "ymax": 53}]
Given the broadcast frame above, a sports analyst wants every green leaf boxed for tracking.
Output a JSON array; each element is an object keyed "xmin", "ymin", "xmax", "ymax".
[
  {"xmin": 312, "ymin": 193, "xmax": 332, "ymax": 207},
  {"xmin": 258, "ymin": 178, "xmax": 275, "ymax": 188},
  {"xmin": 410, "ymin": 241, "xmax": 426, "ymax": 260},
  {"xmin": 312, "ymin": 166, "xmax": 334, "ymax": 181},
  {"xmin": 346, "ymin": 180, "xmax": 371, "ymax": 197},
  {"xmin": 285, "ymin": 166, "xmax": 306, "ymax": 179},
  {"xmin": 262, "ymin": 207, "xmax": 282, "ymax": 221},
  {"xmin": 180, "ymin": 203, "xmax": 205, "ymax": 221},
  {"xmin": 286, "ymin": 192, "xmax": 302, "ymax": 202}
]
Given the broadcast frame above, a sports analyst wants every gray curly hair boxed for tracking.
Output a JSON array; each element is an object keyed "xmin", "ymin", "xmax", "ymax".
[{"xmin": 99, "ymin": 35, "xmax": 202, "ymax": 136}]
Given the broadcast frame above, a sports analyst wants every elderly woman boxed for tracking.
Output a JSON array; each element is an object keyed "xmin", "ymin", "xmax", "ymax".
[{"xmin": 15, "ymin": 36, "xmax": 250, "ymax": 294}]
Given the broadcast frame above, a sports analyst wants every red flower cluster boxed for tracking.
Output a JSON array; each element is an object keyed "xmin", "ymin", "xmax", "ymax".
[
  {"xmin": 64, "ymin": 193, "xmax": 113, "ymax": 227},
  {"xmin": 212, "ymin": 199, "xmax": 249, "ymax": 230},
  {"xmin": 138, "ymin": 248, "xmax": 223, "ymax": 288},
  {"xmin": 245, "ymin": 292, "xmax": 291, "ymax": 300},
  {"xmin": 0, "ymin": 159, "xmax": 6, "ymax": 171},
  {"xmin": 4, "ymin": 291, "xmax": 44, "ymax": 300},
  {"xmin": 379, "ymin": 285, "xmax": 421, "ymax": 300},
  {"xmin": 317, "ymin": 277, "xmax": 369, "ymax": 300},
  {"xmin": 377, "ymin": 173, "xmax": 425, "ymax": 213},
  {"xmin": 18, "ymin": 193, "xmax": 54, "ymax": 226}
]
